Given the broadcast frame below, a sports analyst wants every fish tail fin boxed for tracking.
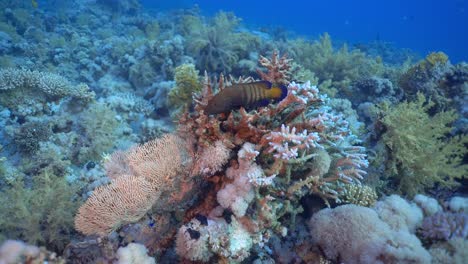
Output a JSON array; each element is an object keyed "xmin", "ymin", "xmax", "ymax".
[
  {"xmin": 278, "ymin": 84, "xmax": 288, "ymax": 101},
  {"xmin": 267, "ymin": 84, "xmax": 288, "ymax": 102}
]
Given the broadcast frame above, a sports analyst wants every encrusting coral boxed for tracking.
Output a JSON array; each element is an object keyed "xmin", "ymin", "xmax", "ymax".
[{"xmin": 308, "ymin": 203, "xmax": 431, "ymax": 264}]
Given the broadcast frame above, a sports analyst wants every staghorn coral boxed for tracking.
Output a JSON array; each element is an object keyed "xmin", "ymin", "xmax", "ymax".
[
  {"xmin": 379, "ymin": 93, "xmax": 467, "ymax": 196},
  {"xmin": 256, "ymin": 50, "xmax": 292, "ymax": 85}
]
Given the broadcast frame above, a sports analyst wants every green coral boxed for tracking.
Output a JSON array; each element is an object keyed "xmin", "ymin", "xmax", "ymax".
[
  {"xmin": 183, "ymin": 11, "xmax": 259, "ymax": 73},
  {"xmin": 0, "ymin": 170, "xmax": 81, "ymax": 252},
  {"xmin": 144, "ymin": 20, "xmax": 160, "ymax": 40},
  {"xmin": 289, "ymin": 33, "xmax": 383, "ymax": 96},
  {"xmin": 76, "ymin": 102, "xmax": 120, "ymax": 163},
  {"xmin": 339, "ymin": 184, "xmax": 378, "ymax": 207},
  {"xmin": 168, "ymin": 63, "xmax": 202, "ymax": 115},
  {"xmin": 397, "ymin": 52, "xmax": 458, "ymax": 112},
  {"xmin": 380, "ymin": 93, "xmax": 467, "ymax": 196}
]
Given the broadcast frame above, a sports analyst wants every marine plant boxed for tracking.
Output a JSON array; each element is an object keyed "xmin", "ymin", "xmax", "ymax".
[
  {"xmin": 168, "ymin": 63, "xmax": 202, "ymax": 116},
  {"xmin": 76, "ymin": 102, "xmax": 120, "ymax": 164},
  {"xmin": 398, "ymin": 52, "xmax": 462, "ymax": 112},
  {"xmin": 288, "ymin": 33, "xmax": 383, "ymax": 97},
  {"xmin": 379, "ymin": 93, "xmax": 467, "ymax": 196},
  {"xmin": 182, "ymin": 11, "xmax": 259, "ymax": 73},
  {"xmin": 0, "ymin": 170, "xmax": 81, "ymax": 252}
]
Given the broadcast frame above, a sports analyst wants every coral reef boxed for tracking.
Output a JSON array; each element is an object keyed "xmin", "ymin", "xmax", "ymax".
[{"xmin": 0, "ymin": 2, "xmax": 466, "ymax": 263}]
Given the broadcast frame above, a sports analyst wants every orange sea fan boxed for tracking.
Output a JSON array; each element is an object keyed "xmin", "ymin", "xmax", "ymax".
[
  {"xmin": 75, "ymin": 175, "xmax": 158, "ymax": 236},
  {"xmin": 76, "ymin": 133, "xmax": 196, "ymax": 236}
]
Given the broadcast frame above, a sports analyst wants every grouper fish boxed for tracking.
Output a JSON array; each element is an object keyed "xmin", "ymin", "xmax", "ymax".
[{"xmin": 204, "ymin": 81, "xmax": 288, "ymax": 115}]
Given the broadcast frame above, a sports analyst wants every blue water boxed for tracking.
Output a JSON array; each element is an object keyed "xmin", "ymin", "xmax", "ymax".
[{"xmin": 143, "ymin": 0, "xmax": 468, "ymax": 63}]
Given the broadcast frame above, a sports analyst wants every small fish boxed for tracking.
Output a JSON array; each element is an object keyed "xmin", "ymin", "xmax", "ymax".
[
  {"xmin": 222, "ymin": 209, "xmax": 233, "ymax": 224},
  {"xmin": 31, "ymin": 0, "xmax": 38, "ymax": 8},
  {"xmin": 185, "ymin": 228, "xmax": 201, "ymax": 240},
  {"xmin": 204, "ymin": 81, "xmax": 288, "ymax": 115},
  {"xmin": 194, "ymin": 214, "xmax": 208, "ymax": 226}
]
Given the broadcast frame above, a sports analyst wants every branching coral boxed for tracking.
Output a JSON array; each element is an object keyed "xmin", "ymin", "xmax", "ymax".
[
  {"xmin": 0, "ymin": 68, "xmax": 95, "ymax": 109},
  {"xmin": 169, "ymin": 51, "xmax": 371, "ymax": 262}
]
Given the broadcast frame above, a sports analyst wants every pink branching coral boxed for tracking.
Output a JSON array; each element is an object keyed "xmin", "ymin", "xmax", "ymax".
[
  {"xmin": 256, "ymin": 50, "xmax": 292, "ymax": 85},
  {"xmin": 265, "ymin": 124, "xmax": 322, "ymax": 160}
]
